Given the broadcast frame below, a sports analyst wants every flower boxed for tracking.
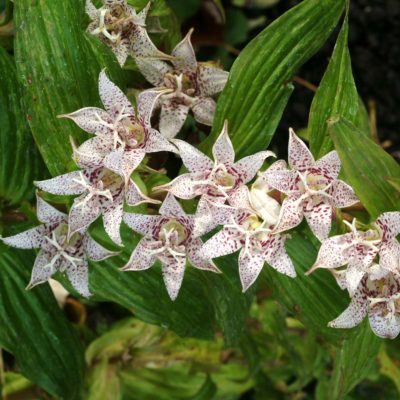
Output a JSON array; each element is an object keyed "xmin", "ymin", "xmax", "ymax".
[
  {"xmin": 156, "ymin": 121, "xmax": 274, "ymax": 209},
  {"xmin": 60, "ymin": 70, "xmax": 177, "ymax": 184},
  {"xmin": 260, "ymin": 129, "xmax": 359, "ymax": 241},
  {"xmin": 85, "ymin": 0, "xmax": 169, "ymax": 66},
  {"xmin": 308, "ymin": 212, "xmax": 400, "ymax": 295},
  {"xmin": 329, "ymin": 265, "xmax": 400, "ymax": 339},
  {"xmin": 1, "ymin": 194, "xmax": 116, "ymax": 297},
  {"xmin": 35, "ymin": 166, "xmax": 157, "ymax": 247},
  {"xmin": 201, "ymin": 205, "xmax": 296, "ymax": 292},
  {"xmin": 121, "ymin": 194, "xmax": 220, "ymax": 300},
  {"xmin": 135, "ymin": 29, "xmax": 229, "ymax": 137}
]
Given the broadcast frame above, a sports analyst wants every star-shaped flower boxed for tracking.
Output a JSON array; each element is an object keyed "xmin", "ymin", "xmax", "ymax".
[
  {"xmin": 60, "ymin": 71, "xmax": 177, "ymax": 184},
  {"xmin": 1, "ymin": 194, "xmax": 116, "ymax": 297},
  {"xmin": 135, "ymin": 29, "xmax": 229, "ymax": 137},
  {"xmin": 260, "ymin": 129, "xmax": 359, "ymax": 241},
  {"xmin": 85, "ymin": 0, "xmax": 169, "ymax": 66},
  {"xmin": 35, "ymin": 165, "xmax": 157, "ymax": 247},
  {"xmin": 308, "ymin": 212, "xmax": 400, "ymax": 295},
  {"xmin": 202, "ymin": 205, "xmax": 296, "ymax": 292},
  {"xmin": 156, "ymin": 121, "xmax": 274, "ymax": 210},
  {"xmin": 329, "ymin": 266, "xmax": 400, "ymax": 339},
  {"xmin": 121, "ymin": 194, "xmax": 220, "ymax": 300}
]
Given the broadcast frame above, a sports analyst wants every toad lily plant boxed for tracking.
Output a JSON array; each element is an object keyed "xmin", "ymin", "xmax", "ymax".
[
  {"xmin": 136, "ymin": 29, "xmax": 229, "ymax": 137},
  {"xmin": 85, "ymin": 0, "xmax": 171, "ymax": 66},
  {"xmin": 1, "ymin": 194, "xmax": 116, "ymax": 297},
  {"xmin": 122, "ymin": 194, "xmax": 221, "ymax": 300},
  {"xmin": 260, "ymin": 129, "xmax": 359, "ymax": 241}
]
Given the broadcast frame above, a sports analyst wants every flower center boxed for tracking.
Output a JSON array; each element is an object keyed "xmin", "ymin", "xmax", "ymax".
[
  {"xmin": 119, "ymin": 118, "xmax": 145, "ymax": 148},
  {"xmin": 159, "ymin": 220, "xmax": 188, "ymax": 246}
]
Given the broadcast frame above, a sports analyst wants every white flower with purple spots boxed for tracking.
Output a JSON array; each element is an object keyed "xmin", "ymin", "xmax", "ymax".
[
  {"xmin": 260, "ymin": 129, "xmax": 359, "ymax": 241},
  {"xmin": 60, "ymin": 71, "xmax": 177, "ymax": 184},
  {"xmin": 308, "ymin": 212, "xmax": 400, "ymax": 295},
  {"xmin": 1, "ymin": 194, "xmax": 116, "ymax": 297},
  {"xmin": 136, "ymin": 29, "xmax": 229, "ymax": 137},
  {"xmin": 329, "ymin": 265, "xmax": 400, "ymax": 339},
  {"xmin": 85, "ymin": 0, "xmax": 170, "ymax": 66},
  {"xmin": 156, "ymin": 121, "xmax": 274, "ymax": 210},
  {"xmin": 121, "ymin": 194, "xmax": 221, "ymax": 300}
]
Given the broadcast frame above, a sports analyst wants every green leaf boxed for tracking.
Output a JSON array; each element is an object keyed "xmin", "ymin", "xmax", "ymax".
[
  {"xmin": 0, "ymin": 245, "xmax": 84, "ymax": 399},
  {"xmin": 0, "ymin": 48, "xmax": 46, "ymax": 205},
  {"xmin": 200, "ymin": 0, "xmax": 345, "ymax": 157},
  {"xmin": 330, "ymin": 320, "xmax": 381, "ymax": 399},
  {"xmin": 14, "ymin": 0, "xmax": 126, "ymax": 176},
  {"xmin": 378, "ymin": 345, "xmax": 400, "ymax": 394},
  {"xmin": 308, "ymin": 16, "xmax": 367, "ymax": 158},
  {"xmin": 329, "ymin": 118, "xmax": 400, "ymax": 218},
  {"xmin": 263, "ymin": 229, "xmax": 350, "ymax": 343},
  {"xmin": 386, "ymin": 176, "xmax": 400, "ymax": 193}
]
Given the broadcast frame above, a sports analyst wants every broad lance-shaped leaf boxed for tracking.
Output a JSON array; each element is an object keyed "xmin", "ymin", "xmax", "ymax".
[
  {"xmin": 14, "ymin": 0, "xmax": 126, "ymax": 176},
  {"xmin": 329, "ymin": 118, "xmax": 400, "ymax": 219},
  {"xmin": 200, "ymin": 0, "xmax": 345, "ymax": 158},
  {"xmin": 308, "ymin": 15, "xmax": 370, "ymax": 158},
  {"xmin": 0, "ymin": 245, "xmax": 84, "ymax": 399},
  {"xmin": 0, "ymin": 47, "xmax": 46, "ymax": 204}
]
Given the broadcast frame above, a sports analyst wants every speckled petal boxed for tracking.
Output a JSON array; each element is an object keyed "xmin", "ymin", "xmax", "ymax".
[
  {"xmin": 84, "ymin": 235, "xmax": 118, "ymax": 261},
  {"xmin": 159, "ymin": 100, "xmax": 190, "ymax": 138},
  {"xmin": 121, "ymin": 239, "xmax": 157, "ymax": 271},
  {"xmin": 234, "ymin": 151, "xmax": 275, "ymax": 184},
  {"xmin": 103, "ymin": 197, "xmax": 124, "ymax": 246},
  {"xmin": 123, "ymin": 213, "xmax": 160, "ymax": 236},
  {"xmin": 328, "ymin": 284, "xmax": 368, "ymax": 328},
  {"xmin": 135, "ymin": 58, "xmax": 172, "ymax": 86},
  {"xmin": 68, "ymin": 196, "xmax": 101, "ymax": 238},
  {"xmin": 288, "ymin": 128, "xmax": 315, "ymax": 171},
  {"xmin": 35, "ymin": 171, "xmax": 86, "ymax": 196},
  {"xmin": 192, "ymin": 97, "xmax": 216, "ymax": 126},
  {"xmin": 264, "ymin": 235, "xmax": 296, "ymax": 278},
  {"xmin": 60, "ymin": 107, "xmax": 112, "ymax": 135},
  {"xmin": 187, "ymin": 238, "xmax": 221, "ymax": 272},
  {"xmin": 369, "ymin": 308, "xmax": 400, "ymax": 339},
  {"xmin": 202, "ymin": 227, "xmax": 242, "ymax": 260},
  {"xmin": 159, "ymin": 193, "xmax": 186, "ymax": 217},
  {"xmin": 212, "ymin": 121, "xmax": 235, "ymax": 165},
  {"xmin": 130, "ymin": 24, "xmax": 172, "ymax": 59},
  {"xmin": 377, "ymin": 211, "xmax": 400, "ymax": 240},
  {"xmin": 112, "ymin": 39, "xmax": 130, "ymax": 67},
  {"xmin": 65, "ymin": 261, "xmax": 91, "ymax": 298},
  {"xmin": 138, "ymin": 90, "xmax": 164, "ymax": 126},
  {"xmin": 171, "ymin": 28, "xmax": 197, "ymax": 73},
  {"xmin": 304, "ymin": 200, "xmax": 333, "ymax": 242},
  {"xmin": 156, "ymin": 174, "xmax": 199, "ymax": 200},
  {"xmin": 85, "ymin": 0, "xmax": 99, "ymax": 20},
  {"xmin": 2, "ymin": 225, "xmax": 49, "ymax": 249},
  {"xmin": 170, "ymin": 139, "xmax": 213, "ymax": 173},
  {"xmin": 197, "ymin": 65, "xmax": 229, "ymax": 97},
  {"xmin": 228, "ymin": 185, "xmax": 252, "ymax": 209},
  {"xmin": 161, "ymin": 256, "xmax": 186, "ymax": 301},
  {"xmin": 126, "ymin": 180, "xmax": 159, "ymax": 206},
  {"xmin": 315, "ymin": 150, "xmax": 341, "ymax": 180},
  {"xmin": 36, "ymin": 194, "xmax": 66, "ymax": 224},
  {"xmin": 346, "ymin": 261, "xmax": 367, "ymax": 296},
  {"xmin": 99, "ymin": 70, "xmax": 135, "ymax": 117},
  {"xmin": 145, "ymin": 128, "xmax": 178, "ymax": 154},
  {"xmin": 103, "ymin": 148, "xmax": 145, "ymax": 183},
  {"xmin": 329, "ymin": 180, "xmax": 359, "ymax": 208},
  {"xmin": 378, "ymin": 240, "xmax": 400, "ymax": 272},
  {"xmin": 262, "ymin": 160, "xmax": 297, "ymax": 194},
  {"xmin": 72, "ymin": 136, "xmax": 112, "ymax": 169},
  {"xmin": 273, "ymin": 195, "xmax": 304, "ymax": 234},
  {"xmin": 27, "ymin": 249, "xmax": 54, "ymax": 288},
  {"xmin": 239, "ymin": 251, "xmax": 264, "ymax": 292}
]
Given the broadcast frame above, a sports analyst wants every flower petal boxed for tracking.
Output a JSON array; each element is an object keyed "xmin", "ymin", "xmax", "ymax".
[
  {"xmin": 161, "ymin": 256, "xmax": 186, "ymax": 301},
  {"xmin": 135, "ymin": 58, "xmax": 171, "ymax": 86},
  {"xmin": 315, "ymin": 150, "xmax": 341, "ymax": 180},
  {"xmin": 130, "ymin": 24, "xmax": 171, "ymax": 59},
  {"xmin": 212, "ymin": 121, "xmax": 235, "ymax": 165},
  {"xmin": 159, "ymin": 100, "xmax": 190, "ymax": 138},
  {"xmin": 288, "ymin": 128, "xmax": 315, "ymax": 171},
  {"xmin": 99, "ymin": 70, "xmax": 134, "ymax": 117},
  {"xmin": 103, "ymin": 199, "xmax": 124, "ymax": 246},
  {"xmin": 187, "ymin": 238, "xmax": 220, "ymax": 272},
  {"xmin": 273, "ymin": 195, "xmax": 304, "ymax": 234},
  {"xmin": 72, "ymin": 136, "xmax": 111, "ymax": 169},
  {"xmin": 123, "ymin": 213, "xmax": 160, "ymax": 236},
  {"xmin": 36, "ymin": 194, "xmax": 66, "ymax": 224},
  {"xmin": 27, "ymin": 249, "xmax": 54, "ymax": 289},
  {"xmin": 156, "ymin": 174, "xmax": 198, "ymax": 200},
  {"xmin": 59, "ymin": 107, "xmax": 112, "ymax": 135},
  {"xmin": 137, "ymin": 90, "xmax": 164, "ymax": 126},
  {"xmin": 68, "ymin": 197, "xmax": 101, "ymax": 238},
  {"xmin": 171, "ymin": 139, "xmax": 213, "ymax": 173},
  {"xmin": 346, "ymin": 261, "xmax": 367, "ymax": 296},
  {"xmin": 379, "ymin": 240, "xmax": 400, "ymax": 272},
  {"xmin": 202, "ymin": 227, "xmax": 242, "ymax": 260},
  {"xmin": 84, "ymin": 235, "xmax": 118, "ymax": 261},
  {"xmin": 262, "ymin": 160, "xmax": 297, "ymax": 194},
  {"xmin": 234, "ymin": 151, "xmax": 275, "ymax": 184},
  {"xmin": 328, "ymin": 283, "xmax": 368, "ymax": 328},
  {"xmin": 197, "ymin": 65, "xmax": 229, "ymax": 97},
  {"xmin": 171, "ymin": 28, "xmax": 197, "ymax": 73},
  {"xmin": 126, "ymin": 180, "xmax": 159, "ymax": 206},
  {"xmin": 239, "ymin": 251, "xmax": 264, "ymax": 292},
  {"xmin": 144, "ymin": 128, "xmax": 178, "ymax": 154},
  {"xmin": 121, "ymin": 239, "xmax": 157, "ymax": 271},
  {"xmin": 303, "ymin": 199, "xmax": 333, "ymax": 242},
  {"xmin": 85, "ymin": 0, "xmax": 99, "ymax": 20},
  {"xmin": 228, "ymin": 185, "xmax": 252, "ymax": 209},
  {"xmin": 159, "ymin": 193, "xmax": 186, "ymax": 217},
  {"xmin": 35, "ymin": 171, "xmax": 86, "ymax": 196},
  {"xmin": 377, "ymin": 211, "xmax": 400, "ymax": 241},
  {"xmin": 111, "ymin": 39, "xmax": 130, "ymax": 67},
  {"xmin": 264, "ymin": 235, "xmax": 296, "ymax": 278},
  {"xmin": 328, "ymin": 180, "xmax": 359, "ymax": 208},
  {"xmin": 103, "ymin": 148, "xmax": 145, "ymax": 183},
  {"xmin": 192, "ymin": 97, "xmax": 216, "ymax": 126},
  {"xmin": 369, "ymin": 307, "xmax": 400, "ymax": 339},
  {"xmin": 65, "ymin": 261, "xmax": 91, "ymax": 297},
  {"xmin": 2, "ymin": 225, "xmax": 49, "ymax": 249}
]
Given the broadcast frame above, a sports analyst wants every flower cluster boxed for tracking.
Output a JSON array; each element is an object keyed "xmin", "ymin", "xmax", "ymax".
[{"xmin": 2, "ymin": 1, "xmax": 399, "ymax": 341}]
